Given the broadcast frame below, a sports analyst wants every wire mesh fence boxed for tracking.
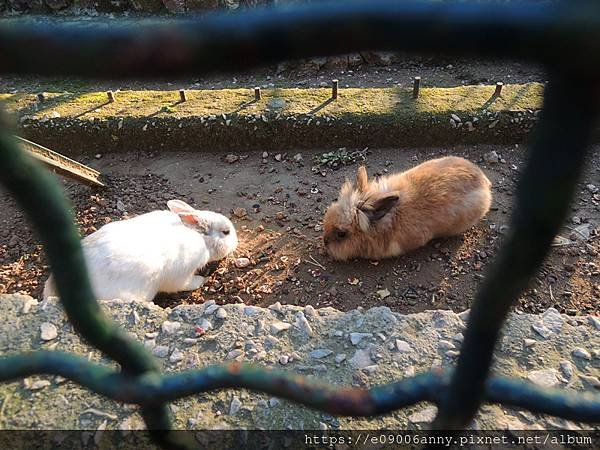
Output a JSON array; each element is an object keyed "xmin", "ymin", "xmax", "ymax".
[{"xmin": 0, "ymin": 1, "xmax": 599, "ymax": 448}]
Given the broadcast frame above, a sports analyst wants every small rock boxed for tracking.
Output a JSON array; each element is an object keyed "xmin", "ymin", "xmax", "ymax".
[
  {"xmin": 588, "ymin": 316, "xmax": 600, "ymax": 330},
  {"xmin": 24, "ymin": 379, "xmax": 51, "ymax": 391},
  {"xmin": 318, "ymin": 422, "xmax": 328, "ymax": 430},
  {"xmin": 226, "ymin": 349, "xmax": 244, "ymax": 360},
  {"xmin": 527, "ymin": 369, "xmax": 560, "ymax": 388},
  {"xmin": 335, "ymin": 354, "xmax": 347, "ymax": 363},
  {"xmin": 409, "ymin": 406, "xmax": 437, "ymax": 424},
  {"xmin": 560, "ymin": 361, "xmax": 574, "ymax": 380},
  {"xmin": 152, "ymin": 346, "xmax": 169, "ymax": 358},
  {"xmin": 229, "ymin": 396, "xmax": 242, "ymax": 415},
  {"xmin": 451, "ymin": 114, "xmax": 461, "ymax": 123},
  {"xmin": 524, "ymin": 339, "xmax": 536, "ymax": 348},
  {"xmin": 233, "ymin": 208, "xmax": 247, "ymax": 218},
  {"xmin": 161, "ymin": 321, "xmax": 181, "ymax": 335},
  {"xmin": 579, "ymin": 375, "xmax": 600, "ymax": 389},
  {"xmin": 279, "ymin": 355, "xmax": 289, "ymax": 365},
  {"xmin": 40, "ymin": 322, "xmax": 58, "ymax": 341},
  {"xmin": 572, "ymin": 347, "xmax": 591, "ymax": 360},
  {"xmin": 309, "ymin": 349, "xmax": 333, "ymax": 359},
  {"xmin": 483, "ymin": 150, "xmax": 500, "ymax": 164},
  {"xmin": 363, "ymin": 365, "xmax": 379, "ymax": 375},
  {"xmin": 169, "ymin": 349, "xmax": 184, "ymax": 364},
  {"xmin": 293, "ymin": 153, "xmax": 303, "ymax": 162},
  {"xmin": 377, "ymin": 289, "xmax": 391, "ymax": 299},
  {"xmin": 532, "ymin": 323, "xmax": 552, "ymax": 339},
  {"xmin": 270, "ymin": 321, "xmax": 291, "ymax": 335},
  {"xmin": 395, "ymin": 340, "xmax": 413, "ymax": 353},
  {"xmin": 586, "ymin": 184, "xmax": 598, "ymax": 193},
  {"xmin": 215, "ymin": 308, "xmax": 228, "ymax": 320},
  {"xmin": 225, "ymin": 154, "xmax": 239, "ymax": 164},
  {"xmin": 294, "ymin": 312, "xmax": 314, "ymax": 337},
  {"xmin": 349, "ymin": 349, "xmax": 373, "ymax": 369},
  {"xmin": 350, "ymin": 332, "xmax": 372, "ymax": 345},
  {"xmin": 438, "ymin": 340, "xmax": 455, "ymax": 350},
  {"xmin": 269, "ymin": 398, "xmax": 280, "ymax": 408},
  {"xmin": 304, "ymin": 304, "xmax": 317, "ymax": 318},
  {"xmin": 198, "ymin": 318, "xmax": 212, "ymax": 331}
]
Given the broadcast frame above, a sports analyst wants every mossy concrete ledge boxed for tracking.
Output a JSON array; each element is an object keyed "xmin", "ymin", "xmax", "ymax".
[
  {"xmin": 0, "ymin": 84, "xmax": 546, "ymax": 154},
  {"xmin": 0, "ymin": 293, "xmax": 598, "ymax": 438}
]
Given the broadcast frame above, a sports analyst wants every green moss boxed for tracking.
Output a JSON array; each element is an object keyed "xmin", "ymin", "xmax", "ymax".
[{"xmin": 0, "ymin": 83, "xmax": 544, "ymax": 122}]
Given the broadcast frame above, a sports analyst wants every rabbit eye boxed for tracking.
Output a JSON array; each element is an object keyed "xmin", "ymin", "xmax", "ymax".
[
  {"xmin": 337, "ymin": 230, "xmax": 347, "ymax": 239},
  {"xmin": 222, "ymin": 229, "xmax": 230, "ymax": 235}
]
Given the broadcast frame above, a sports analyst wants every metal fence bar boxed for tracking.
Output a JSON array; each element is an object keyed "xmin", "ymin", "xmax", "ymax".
[
  {"xmin": 433, "ymin": 71, "xmax": 600, "ymax": 429},
  {"xmin": 0, "ymin": 1, "xmax": 599, "ymax": 78}
]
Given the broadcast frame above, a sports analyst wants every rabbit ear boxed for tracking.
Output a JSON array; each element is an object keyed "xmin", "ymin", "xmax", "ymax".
[
  {"xmin": 356, "ymin": 166, "xmax": 368, "ymax": 192},
  {"xmin": 167, "ymin": 200, "xmax": 196, "ymax": 214},
  {"xmin": 358, "ymin": 192, "xmax": 399, "ymax": 224}
]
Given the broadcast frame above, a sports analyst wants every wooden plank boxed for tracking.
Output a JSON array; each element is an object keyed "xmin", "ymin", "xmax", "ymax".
[{"xmin": 15, "ymin": 136, "xmax": 105, "ymax": 188}]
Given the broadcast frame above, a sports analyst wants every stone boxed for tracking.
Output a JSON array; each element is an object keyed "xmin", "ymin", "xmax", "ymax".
[
  {"xmin": 579, "ymin": 375, "xmax": 600, "ymax": 389},
  {"xmin": 234, "ymin": 257, "xmax": 251, "ymax": 268},
  {"xmin": 229, "ymin": 396, "xmax": 242, "ymax": 415},
  {"xmin": 225, "ymin": 154, "xmax": 239, "ymax": 164},
  {"xmin": 349, "ymin": 349, "xmax": 373, "ymax": 369},
  {"xmin": 559, "ymin": 361, "xmax": 574, "ymax": 381},
  {"xmin": 40, "ymin": 322, "xmax": 58, "ymax": 341},
  {"xmin": 409, "ymin": 406, "xmax": 437, "ymax": 424},
  {"xmin": 215, "ymin": 308, "xmax": 228, "ymax": 320},
  {"xmin": 350, "ymin": 332, "xmax": 372, "ymax": 345},
  {"xmin": 203, "ymin": 304, "xmax": 220, "ymax": 315},
  {"xmin": 270, "ymin": 321, "xmax": 291, "ymax": 335},
  {"xmin": 152, "ymin": 346, "xmax": 169, "ymax": 358},
  {"xmin": 376, "ymin": 289, "xmax": 391, "ymax": 299},
  {"xmin": 572, "ymin": 347, "xmax": 591, "ymax": 360},
  {"xmin": 588, "ymin": 316, "xmax": 600, "ymax": 330},
  {"xmin": 161, "ymin": 321, "xmax": 181, "ymax": 335},
  {"xmin": 294, "ymin": 312, "xmax": 314, "ymax": 337},
  {"xmin": 309, "ymin": 349, "xmax": 333, "ymax": 359},
  {"xmin": 438, "ymin": 340, "xmax": 455, "ymax": 350},
  {"xmin": 303, "ymin": 305, "xmax": 317, "ymax": 318},
  {"xmin": 279, "ymin": 355, "xmax": 289, "ymax": 365},
  {"xmin": 169, "ymin": 349, "xmax": 184, "ymax": 364},
  {"xmin": 335, "ymin": 354, "xmax": 347, "ymax": 363},
  {"xmin": 483, "ymin": 150, "xmax": 500, "ymax": 164},
  {"xmin": 226, "ymin": 349, "xmax": 243, "ymax": 360},
  {"xmin": 395, "ymin": 340, "xmax": 413, "ymax": 353},
  {"xmin": 541, "ymin": 308, "xmax": 564, "ymax": 334},
  {"xmin": 363, "ymin": 365, "xmax": 379, "ymax": 375},
  {"xmin": 527, "ymin": 369, "xmax": 560, "ymax": 388},
  {"xmin": 524, "ymin": 339, "xmax": 536, "ymax": 348},
  {"xmin": 269, "ymin": 398, "xmax": 280, "ymax": 408},
  {"xmin": 24, "ymin": 378, "xmax": 51, "ymax": 390},
  {"xmin": 532, "ymin": 323, "xmax": 552, "ymax": 339}
]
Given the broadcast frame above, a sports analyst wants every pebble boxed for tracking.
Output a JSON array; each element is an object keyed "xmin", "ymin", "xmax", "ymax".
[
  {"xmin": 225, "ymin": 154, "xmax": 239, "ymax": 164},
  {"xmin": 40, "ymin": 322, "xmax": 58, "ymax": 341},
  {"xmin": 270, "ymin": 321, "xmax": 292, "ymax": 335},
  {"xmin": 24, "ymin": 379, "xmax": 51, "ymax": 391},
  {"xmin": 335, "ymin": 354, "xmax": 347, "ymax": 363},
  {"xmin": 349, "ymin": 349, "xmax": 373, "ymax": 369},
  {"xmin": 304, "ymin": 305, "xmax": 317, "ymax": 318},
  {"xmin": 376, "ymin": 289, "xmax": 391, "ymax": 299},
  {"xmin": 483, "ymin": 150, "xmax": 500, "ymax": 164},
  {"xmin": 409, "ymin": 406, "xmax": 437, "ymax": 424},
  {"xmin": 588, "ymin": 316, "xmax": 600, "ymax": 330},
  {"xmin": 152, "ymin": 346, "xmax": 169, "ymax": 358},
  {"xmin": 318, "ymin": 422, "xmax": 328, "ymax": 430},
  {"xmin": 438, "ymin": 340, "xmax": 455, "ymax": 350},
  {"xmin": 523, "ymin": 339, "xmax": 536, "ymax": 348},
  {"xmin": 169, "ymin": 349, "xmax": 185, "ymax": 363},
  {"xmin": 309, "ymin": 349, "xmax": 333, "ymax": 359},
  {"xmin": 579, "ymin": 375, "xmax": 600, "ymax": 388},
  {"xmin": 215, "ymin": 308, "xmax": 228, "ymax": 320},
  {"xmin": 229, "ymin": 396, "xmax": 242, "ymax": 415},
  {"xmin": 226, "ymin": 349, "xmax": 244, "ymax": 360},
  {"xmin": 559, "ymin": 361, "xmax": 574, "ymax": 380},
  {"xmin": 586, "ymin": 183, "xmax": 598, "ymax": 193},
  {"xmin": 198, "ymin": 318, "xmax": 212, "ymax": 331},
  {"xmin": 161, "ymin": 321, "xmax": 181, "ymax": 335},
  {"xmin": 183, "ymin": 338, "xmax": 198, "ymax": 345},
  {"xmin": 294, "ymin": 312, "xmax": 314, "ymax": 337},
  {"xmin": 350, "ymin": 332, "xmax": 372, "ymax": 345},
  {"xmin": 531, "ymin": 323, "xmax": 552, "ymax": 339},
  {"xmin": 395, "ymin": 340, "xmax": 413, "ymax": 353},
  {"xmin": 527, "ymin": 369, "xmax": 560, "ymax": 388},
  {"xmin": 234, "ymin": 257, "xmax": 251, "ymax": 268},
  {"xmin": 363, "ymin": 365, "xmax": 379, "ymax": 375},
  {"xmin": 203, "ymin": 304, "xmax": 220, "ymax": 315},
  {"xmin": 279, "ymin": 355, "xmax": 289, "ymax": 365},
  {"xmin": 572, "ymin": 347, "xmax": 591, "ymax": 360},
  {"xmin": 269, "ymin": 398, "xmax": 280, "ymax": 407}
]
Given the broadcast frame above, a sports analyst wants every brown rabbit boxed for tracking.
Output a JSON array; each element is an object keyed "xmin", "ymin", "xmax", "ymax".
[{"xmin": 322, "ymin": 156, "xmax": 492, "ymax": 261}]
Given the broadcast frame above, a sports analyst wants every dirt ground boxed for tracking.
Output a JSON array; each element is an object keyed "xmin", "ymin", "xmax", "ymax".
[{"xmin": 1, "ymin": 144, "xmax": 599, "ymax": 316}]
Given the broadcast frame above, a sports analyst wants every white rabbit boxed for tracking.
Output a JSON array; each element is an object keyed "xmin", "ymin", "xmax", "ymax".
[{"xmin": 43, "ymin": 200, "xmax": 238, "ymax": 302}]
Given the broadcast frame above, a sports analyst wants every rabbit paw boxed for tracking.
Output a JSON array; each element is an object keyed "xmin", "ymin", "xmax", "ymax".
[{"xmin": 182, "ymin": 275, "xmax": 206, "ymax": 291}]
